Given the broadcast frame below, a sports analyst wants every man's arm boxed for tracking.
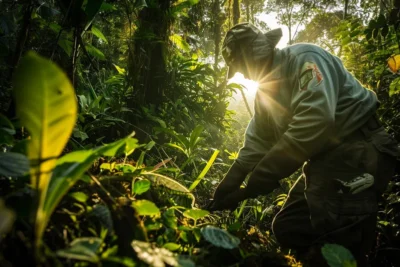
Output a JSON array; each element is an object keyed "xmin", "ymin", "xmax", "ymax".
[
  {"xmin": 212, "ymin": 91, "xmax": 277, "ymax": 203},
  {"xmin": 245, "ymin": 51, "xmax": 339, "ymax": 198}
]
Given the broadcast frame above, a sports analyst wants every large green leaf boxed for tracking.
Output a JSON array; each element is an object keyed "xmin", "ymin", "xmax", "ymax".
[
  {"xmin": 84, "ymin": 0, "xmax": 104, "ymax": 30},
  {"xmin": 91, "ymin": 25, "xmax": 108, "ymax": 43},
  {"xmin": 13, "ymin": 51, "xmax": 77, "ymax": 246},
  {"xmin": 143, "ymin": 172, "xmax": 190, "ymax": 193},
  {"xmin": 0, "ymin": 152, "xmax": 29, "ymax": 177},
  {"xmin": 183, "ymin": 209, "xmax": 209, "ymax": 221},
  {"xmin": 132, "ymin": 178, "xmax": 151, "ymax": 195},
  {"xmin": 132, "ymin": 200, "xmax": 160, "ymax": 217},
  {"xmin": 43, "ymin": 136, "xmax": 139, "ymax": 239},
  {"xmin": 201, "ymin": 225, "xmax": 240, "ymax": 249},
  {"xmin": 86, "ymin": 44, "xmax": 106, "ymax": 60},
  {"xmin": 57, "ymin": 237, "xmax": 103, "ymax": 263},
  {"xmin": 188, "ymin": 125, "xmax": 203, "ymax": 149},
  {"xmin": 321, "ymin": 244, "xmax": 357, "ymax": 267}
]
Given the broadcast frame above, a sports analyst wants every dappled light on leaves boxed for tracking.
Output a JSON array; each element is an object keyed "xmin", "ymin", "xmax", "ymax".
[{"xmin": 388, "ymin": 55, "xmax": 400, "ymax": 73}]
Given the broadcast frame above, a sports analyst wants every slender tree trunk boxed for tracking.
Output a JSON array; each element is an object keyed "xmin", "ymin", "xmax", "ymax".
[
  {"xmin": 251, "ymin": 4, "xmax": 254, "ymax": 24},
  {"xmin": 6, "ymin": 1, "xmax": 34, "ymax": 119},
  {"xmin": 232, "ymin": 0, "xmax": 240, "ymax": 24},
  {"xmin": 214, "ymin": 0, "xmax": 221, "ymax": 82},
  {"xmin": 128, "ymin": 0, "xmax": 172, "ymax": 107},
  {"xmin": 245, "ymin": 0, "xmax": 250, "ymax": 21},
  {"xmin": 344, "ymin": 0, "xmax": 349, "ymax": 19}
]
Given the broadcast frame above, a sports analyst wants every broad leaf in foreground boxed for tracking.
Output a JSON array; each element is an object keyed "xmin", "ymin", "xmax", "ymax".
[
  {"xmin": 201, "ymin": 225, "xmax": 240, "ymax": 249},
  {"xmin": 13, "ymin": 51, "xmax": 77, "ymax": 246}
]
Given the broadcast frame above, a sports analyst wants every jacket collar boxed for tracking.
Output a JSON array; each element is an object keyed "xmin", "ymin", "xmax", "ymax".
[{"xmin": 267, "ymin": 49, "xmax": 282, "ymax": 80}]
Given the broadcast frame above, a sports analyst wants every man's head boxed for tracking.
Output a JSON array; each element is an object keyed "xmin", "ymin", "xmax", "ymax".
[{"xmin": 222, "ymin": 22, "xmax": 282, "ymax": 81}]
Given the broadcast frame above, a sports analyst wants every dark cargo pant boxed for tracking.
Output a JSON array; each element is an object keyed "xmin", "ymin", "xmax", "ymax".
[{"xmin": 271, "ymin": 118, "xmax": 399, "ymax": 265}]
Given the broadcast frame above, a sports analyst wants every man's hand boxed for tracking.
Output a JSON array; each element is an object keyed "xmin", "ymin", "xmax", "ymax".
[
  {"xmin": 207, "ymin": 188, "xmax": 248, "ymax": 211},
  {"xmin": 212, "ymin": 162, "xmax": 248, "ymax": 201}
]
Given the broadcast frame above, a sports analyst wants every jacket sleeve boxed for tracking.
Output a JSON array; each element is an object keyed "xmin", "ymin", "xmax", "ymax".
[
  {"xmin": 245, "ymin": 52, "xmax": 340, "ymax": 197},
  {"xmin": 235, "ymin": 91, "xmax": 280, "ymax": 173}
]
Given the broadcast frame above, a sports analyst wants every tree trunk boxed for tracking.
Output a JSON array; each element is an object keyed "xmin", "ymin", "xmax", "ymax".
[
  {"xmin": 233, "ymin": 0, "xmax": 240, "ymax": 25},
  {"xmin": 128, "ymin": 0, "xmax": 171, "ymax": 107},
  {"xmin": 6, "ymin": 1, "xmax": 34, "ymax": 119},
  {"xmin": 245, "ymin": 0, "xmax": 250, "ymax": 21},
  {"xmin": 344, "ymin": 0, "xmax": 349, "ymax": 19},
  {"xmin": 214, "ymin": 0, "xmax": 221, "ymax": 82}
]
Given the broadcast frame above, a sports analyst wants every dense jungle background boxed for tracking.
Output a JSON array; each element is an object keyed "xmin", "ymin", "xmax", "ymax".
[{"xmin": 1, "ymin": 0, "xmax": 400, "ymax": 266}]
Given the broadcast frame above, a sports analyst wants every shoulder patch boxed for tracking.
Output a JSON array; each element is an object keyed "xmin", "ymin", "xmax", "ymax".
[{"xmin": 299, "ymin": 62, "xmax": 323, "ymax": 91}]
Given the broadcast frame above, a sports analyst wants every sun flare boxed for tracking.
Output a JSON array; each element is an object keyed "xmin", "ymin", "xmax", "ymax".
[{"xmin": 228, "ymin": 73, "xmax": 259, "ymax": 95}]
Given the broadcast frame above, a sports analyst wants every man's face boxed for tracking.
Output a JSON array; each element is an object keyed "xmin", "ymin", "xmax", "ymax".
[{"xmin": 232, "ymin": 57, "xmax": 264, "ymax": 82}]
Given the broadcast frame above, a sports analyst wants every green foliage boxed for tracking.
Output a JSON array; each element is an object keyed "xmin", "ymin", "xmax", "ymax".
[
  {"xmin": 132, "ymin": 178, "xmax": 151, "ymax": 195},
  {"xmin": 0, "ymin": 152, "xmax": 29, "ymax": 177},
  {"xmin": 182, "ymin": 209, "xmax": 209, "ymax": 225},
  {"xmin": 189, "ymin": 149, "xmax": 219, "ymax": 191},
  {"xmin": 13, "ymin": 52, "xmax": 78, "ymax": 247},
  {"xmin": 321, "ymin": 244, "xmax": 357, "ymax": 267},
  {"xmin": 2, "ymin": 1, "xmax": 400, "ymax": 266},
  {"xmin": 132, "ymin": 200, "xmax": 160, "ymax": 217},
  {"xmin": 200, "ymin": 225, "xmax": 240, "ymax": 249},
  {"xmin": 57, "ymin": 237, "xmax": 103, "ymax": 263},
  {"xmin": 131, "ymin": 240, "xmax": 195, "ymax": 267}
]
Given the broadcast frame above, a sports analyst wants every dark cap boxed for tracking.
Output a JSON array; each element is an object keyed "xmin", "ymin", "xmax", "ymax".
[{"xmin": 222, "ymin": 22, "xmax": 282, "ymax": 79}]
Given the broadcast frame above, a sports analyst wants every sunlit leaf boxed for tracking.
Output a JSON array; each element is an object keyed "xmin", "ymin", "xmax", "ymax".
[
  {"xmin": 13, "ymin": 52, "xmax": 77, "ymax": 246},
  {"xmin": 165, "ymin": 143, "xmax": 186, "ymax": 154},
  {"xmin": 169, "ymin": 34, "xmax": 190, "ymax": 52},
  {"xmin": 143, "ymin": 172, "xmax": 190, "ymax": 193},
  {"xmin": 132, "ymin": 200, "xmax": 160, "ymax": 217},
  {"xmin": 321, "ymin": 244, "xmax": 357, "ymax": 267},
  {"xmin": 189, "ymin": 149, "xmax": 219, "ymax": 191},
  {"xmin": 163, "ymin": 243, "xmax": 181, "ymax": 251},
  {"xmin": 69, "ymin": 192, "xmax": 89, "ymax": 203},
  {"xmin": 132, "ymin": 178, "xmax": 151, "ymax": 195},
  {"xmin": 85, "ymin": 44, "xmax": 106, "ymax": 60},
  {"xmin": 91, "ymin": 25, "xmax": 108, "ymax": 43},
  {"xmin": 99, "ymin": 2, "xmax": 117, "ymax": 11},
  {"xmin": 183, "ymin": 209, "xmax": 209, "ymax": 221},
  {"xmin": 113, "ymin": 64, "xmax": 126, "ymax": 74},
  {"xmin": 389, "ymin": 77, "xmax": 400, "ymax": 96},
  {"xmin": 125, "ymin": 137, "xmax": 139, "ymax": 156},
  {"xmin": 388, "ymin": 55, "xmax": 400, "ymax": 73},
  {"xmin": 201, "ymin": 225, "xmax": 240, "ymax": 249}
]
